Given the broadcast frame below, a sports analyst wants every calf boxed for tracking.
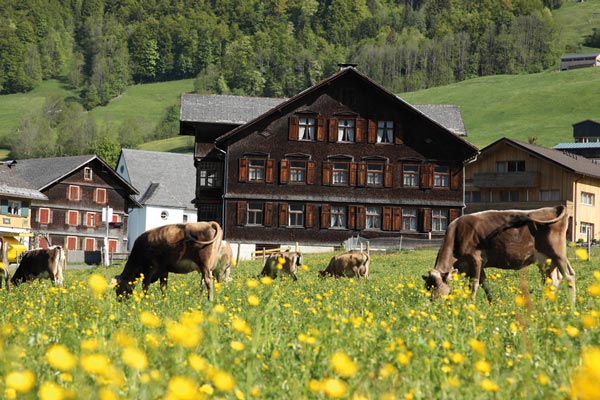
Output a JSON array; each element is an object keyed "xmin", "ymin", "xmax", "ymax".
[
  {"xmin": 319, "ymin": 251, "xmax": 370, "ymax": 279},
  {"xmin": 11, "ymin": 246, "xmax": 66, "ymax": 286},
  {"xmin": 259, "ymin": 251, "xmax": 302, "ymax": 281}
]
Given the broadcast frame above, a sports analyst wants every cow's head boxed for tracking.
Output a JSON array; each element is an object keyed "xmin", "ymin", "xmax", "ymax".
[
  {"xmin": 422, "ymin": 269, "xmax": 454, "ymax": 300},
  {"xmin": 112, "ymin": 275, "xmax": 133, "ymax": 299}
]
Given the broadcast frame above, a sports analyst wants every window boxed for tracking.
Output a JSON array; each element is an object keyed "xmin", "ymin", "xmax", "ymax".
[
  {"xmin": 403, "ymin": 165, "xmax": 419, "ymax": 188},
  {"xmin": 465, "ymin": 191, "xmax": 481, "ymax": 202},
  {"xmin": 247, "ymin": 202, "xmax": 263, "ymax": 225},
  {"xmin": 198, "ymin": 162, "xmax": 223, "ymax": 187},
  {"xmin": 38, "ymin": 208, "xmax": 51, "ymax": 224},
  {"xmin": 299, "ymin": 117, "xmax": 316, "ymax": 140},
  {"xmin": 183, "ymin": 214, "xmax": 188, "ymax": 223},
  {"xmin": 377, "ymin": 121, "xmax": 394, "ymax": 143},
  {"xmin": 6, "ymin": 200, "xmax": 21, "ymax": 216},
  {"xmin": 290, "ymin": 161, "xmax": 307, "ymax": 183},
  {"xmin": 94, "ymin": 188, "xmax": 107, "ymax": 204},
  {"xmin": 289, "ymin": 204, "xmax": 304, "ymax": 227},
  {"xmin": 500, "ymin": 190, "xmax": 520, "ymax": 202},
  {"xmin": 108, "ymin": 239, "xmax": 118, "ymax": 253},
  {"xmin": 85, "ymin": 212, "xmax": 97, "ymax": 227},
  {"xmin": 67, "ymin": 185, "xmax": 81, "ymax": 201},
  {"xmin": 402, "ymin": 208, "xmax": 418, "ymax": 231},
  {"xmin": 332, "ymin": 162, "xmax": 350, "ymax": 185},
  {"xmin": 432, "ymin": 209, "xmax": 448, "ymax": 232},
  {"xmin": 111, "ymin": 214, "xmax": 120, "ymax": 223},
  {"xmin": 581, "ymin": 192, "xmax": 595, "ymax": 206},
  {"xmin": 366, "ymin": 207, "xmax": 381, "ymax": 229},
  {"xmin": 84, "ymin": 238, "xmax": 96, "ymax": 251},
  {"xmin": 161, "ymin": 211, "xmax": 169, "ymax": 220},
  {"xmin": 496, "ymin": 160, "xmax": 525, "ymax": 173},
  {"xmin": 66, "ymin": 236, "xmax": 78, "ymax": 250},
  {"xmin": 331, "ymin": 206, "xmax": 347, "ymax": 228},
  {"xmin": 580, "ymin": 222, "xmax": 594, "ymax": 236},
  {"xmin": 433, "ymin": 166, "xmax": 449, "ymax": 188},
  {"xmin": 367, "ymin": 163, "xmax": 384, "ymax": 186},
  {"xmin": 199, "ymin": 204, "xmax": 221, "ymax": 222},
  {"xmin": 337, "ymin": 119, "xmax": 355, "ymax": 142},
  {"xmin": 249, "ymin": 159, "xmax": 266, "ymax": 181},
  {"xmin": 540, "ymin": 190, "xmax": 560, "ymax": 201},
  {"xmin": 84, "ymin": 167, "xmax": 93, "ymax": 181},
  {"xmin": 66, "ymin": 210, "xmax": 79, "ymax": 226}
]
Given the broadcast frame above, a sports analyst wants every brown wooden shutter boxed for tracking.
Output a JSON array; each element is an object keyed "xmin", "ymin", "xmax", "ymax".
[
  {"xmin": 266, "ymin": 159, "xmax": 274, "ymax": 183},
  {"xmin": 367, "ymin": 120, "xmax": 377, "ymax": 143},
  {"xmin": 382, "ymin": 207, "xmax": 392, "ymax": 231},
  {"xmin": 349, "ymin": 163, "xmax": 358, "ymax": 186},
  {"xmin": 264, "ymin": 202, "xmax": 273, "ymax": 226},
  {"xmin": 357, "ymin": 162, "xmax": 367, "ymax": 186},
  {"xmin": 328, "ymin": 118, "xmax": 338, "ymax": 142},
  {"xmin": 449, "ymin": 208, "xmax": 461, "ymax": 223},
  {"xmin": 321, "ymin": 205, "xmax": 331, "ymax": 228},
  {"xmin": 322, "ymin": 162, "xmax": 332, "ymax": 185},
  {"xmin": 355, "ymin": 118, "xmax": 366, "ymax": 143},
  {"xmin": 237, "ymin": 201, "xmax": 248, "ymax": 225},
  {"xmin": 394, "ymin": 121, "xmax": 404, "ymax": 144},
  {"xmin": 279, "ymin": 203, "xmax": 289, "ymax": 227},
  {"xmin": 280, "ymin": 160, "xmax": 289, "ymax": 184},
  {"xmin": 316, "ymin": 117, "xmax": 326, "ymax": 141},
  {"xmin": 420, "ymin": 165, "xmax": 433, "ymax": 189},
  {"xmin": 239, "ymin": 159, "xmax": 249, "ymax": 182},
  {"xmin": 392, "ymin": 207, "xmax": 402, "ymax": 231},
  {"xmin": 384, "ymin": 164, "xmax": 393, "ymax": 187},
  {"xmin": 348, "ymin": 206, "xmax": 357, "ymax": 230},
  {"xmin": 306, "ymin": 204, "xmax": 315, "ymax": 228},
  {"xmin": 307, "ymin": 161, "xmax": 316, "ymax": 184},
  {"xmin": 419, "ymin": 208, "xmax": 432, "ymax": 232},
  {"xmin": 289, "ymin": 116, "xmax": 299, "ymax": 140},
  {"xmin": 356, "ymin": 206, "xmax": 366, "ymax": 230},
  {"xmin": 450, "ymin": 168, "xmax": 461, "ymax": 190}
]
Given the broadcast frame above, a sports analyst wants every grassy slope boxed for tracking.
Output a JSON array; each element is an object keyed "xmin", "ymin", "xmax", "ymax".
[{"xmin": 554, "ymin": 0, "xmax": 600, "ymax": 53}]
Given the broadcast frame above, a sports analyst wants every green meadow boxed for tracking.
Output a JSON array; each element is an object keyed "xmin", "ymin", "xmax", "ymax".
[{"xmin": 1, "ymin": 249, "xmax": 598, "ymax": 399}]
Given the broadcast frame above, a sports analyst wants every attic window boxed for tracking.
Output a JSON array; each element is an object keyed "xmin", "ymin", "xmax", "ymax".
[
  {"xmin": 84, "ymin": 167, "xmax": 93, "ymax": 181},
  {"xmin": 161, "ymin": 211, "xmax": 169, "ymax": 220}
]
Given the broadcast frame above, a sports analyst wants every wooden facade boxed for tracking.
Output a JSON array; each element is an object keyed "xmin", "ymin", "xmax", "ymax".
[
  {"xmin": 465, "ymin": 138, "xmax": 600, "ymax": 242},
  {"xmin": 187, "ymin": 67, "xmax": 478, "ymax": 247}
]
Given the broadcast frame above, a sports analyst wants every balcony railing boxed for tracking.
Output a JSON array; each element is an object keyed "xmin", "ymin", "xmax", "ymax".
[{"xmin": 472, "ymin": 172, "xmax": 538, "ymax": 188}]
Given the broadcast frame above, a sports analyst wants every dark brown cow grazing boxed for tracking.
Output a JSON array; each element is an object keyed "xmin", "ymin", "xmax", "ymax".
[
  {"xmin": 319, "ymin": 251, "xmax": 370, "ymax": 279},
  {"xmin": 259, "ymin": 251, "xmax": 303, "ymax": 280},
  {"xmin": 11, "ymin": 246, "xmax": 66, "ymax": 286},
  {"xmin": 114, "ymin": 221, "xmax": 223, "ymax": 301},
  {"xmin": 423, "ymin": 206, "xmax": 576, "ymax": 303}
]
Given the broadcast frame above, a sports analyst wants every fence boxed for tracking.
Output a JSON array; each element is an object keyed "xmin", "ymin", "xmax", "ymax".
[{"xmin": 343, "ymin": 235, "xmax": 444, "ymax": 253}]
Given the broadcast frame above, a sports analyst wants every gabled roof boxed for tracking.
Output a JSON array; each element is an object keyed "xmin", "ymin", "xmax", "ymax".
[
  {"xmin": 412, "ymin": 104, "xmax": 467, "ymax": 136},
  {"xmin": 119, "ymin": 149, "xmax": 195, "ymax": 209},
  {"xmin": 482, "ymin": 138, "xmax": 600, "ymax": 179},
  {"xmin": 0, "ymin": 163, "xmax": 47, "ymax": 201}
]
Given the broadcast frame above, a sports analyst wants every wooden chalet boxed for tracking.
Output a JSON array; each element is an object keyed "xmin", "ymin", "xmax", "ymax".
[{"xmin": 182, "ymin": 66, "xmax": 478, "ymax": 253}]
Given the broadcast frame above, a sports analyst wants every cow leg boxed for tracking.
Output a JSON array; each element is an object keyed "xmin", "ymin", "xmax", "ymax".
[
  {"xmin": 159, "ymin": 275, "xmax": 168, "ymax": 297},
  {"xmin": 465, "ymin": 254, "xmax": 483, "ymax": 301},
  {"xmin": 201, "ymin": 270, "xmax": 214, "ymax": 301},
  {"xmin": 0, "ymin": 267, "xmax": 8, "ymax": 291},
  {"xmin": 553, "ymin": 257, "xmax": 576, "ymax": 305},
  {"xmin": 479, "ymin": 269, "xmax": 493, "ymax": 303}
]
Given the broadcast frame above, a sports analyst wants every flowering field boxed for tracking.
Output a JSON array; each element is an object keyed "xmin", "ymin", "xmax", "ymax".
[{"xmin": 0, "ymin": 248, "xmax": 599, "ymax": 400}]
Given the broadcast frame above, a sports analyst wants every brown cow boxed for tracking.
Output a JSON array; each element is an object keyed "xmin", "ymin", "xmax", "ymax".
[
  {"xmin": 423, "ymin": 205, "xmax": 576, "ymax": 303},
  {"xmin": 113, "ymin": 221, "xmax": 223, "ymax": 301},
  {"xmin": 259, "ymin": 251, "xmax": 302, "ymax": 281},
  {"xmin": 319, "ymin": 251, "xmax": 370, "ymax": 279},
  {"xmin": 213, "ymin": 240, "xmax": 235, "ymax": 283},
  {"xmin": 11, "ymin": 246, "xmax": 66, "ymax": 286}
]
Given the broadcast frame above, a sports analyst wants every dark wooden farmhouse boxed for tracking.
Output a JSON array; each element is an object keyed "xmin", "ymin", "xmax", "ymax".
[
  {"xmin": 181, "ymin": 66, "xmax": 478, "ymax": 254},
  {"xmin": 9, "ymin": 155, "xmax": 138, "ymax": 260}
]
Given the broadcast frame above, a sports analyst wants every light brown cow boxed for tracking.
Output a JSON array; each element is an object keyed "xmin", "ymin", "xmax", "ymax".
[
  {"xmin": 213, "ymin": 240, "xmax": 235, "ymax": 283},
  {"xmin": 11, "ymin": 246, "xmax": 66, "ymax": 286},
  {"xmin": 259, "ymin": 251, "xmax": 302, "ymax": 281},
  {"xmin": 423, "ymin": 205, "xmax": 576, "ymax": 303},
  {"xmin": 114, "ymin": 221, "xmax": 223, "ymax": 301},
  {"xmin": 319, "ymin": 251, "xmax": 370, "ymax": 279}
]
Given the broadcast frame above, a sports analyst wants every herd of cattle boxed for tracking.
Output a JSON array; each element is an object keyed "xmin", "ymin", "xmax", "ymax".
[{"xmin": 0, "ymin": 206, "xmax": 578, "ymax": 304}]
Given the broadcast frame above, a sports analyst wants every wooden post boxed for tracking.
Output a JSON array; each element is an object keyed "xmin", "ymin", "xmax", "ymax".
[{"xmin": 236, "ymin": 243, "xmax": 241, "ymax": 266}]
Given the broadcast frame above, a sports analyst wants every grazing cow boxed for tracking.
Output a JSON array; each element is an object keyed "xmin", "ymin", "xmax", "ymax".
[
  {"xmin": 259, "ymin": 251, "xmax": 303, "ymax": 280},
  {"xmin": 213, "ymin": 240, "xmax": 235, "ymax": 283},
  {"xmin": 319, "ymin": 251, "xmax": 370, "ymax": 279},
  {"xmin": 11, "ymin": 246, "xmax": 66, "ymax": 286},
  {"xmin": 113, "ymin": 221, "xmax": 223, "ymax": 301},
  {"xmin": 423, "ymin": 205, "xmax": 576, "ymax": 303}
]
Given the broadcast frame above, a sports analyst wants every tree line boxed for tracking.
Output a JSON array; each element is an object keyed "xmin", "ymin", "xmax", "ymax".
[{"xmin": 0, "ymin": 0, "xmax": 567, "ymax": 163}]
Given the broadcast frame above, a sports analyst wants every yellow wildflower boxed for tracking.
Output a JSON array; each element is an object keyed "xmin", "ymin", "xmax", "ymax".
[
  {"xmin": 480, "ymin": 379, "xmax": 499, "ymax": 392},
  {"xmin": 538, "ymin": 373, "xmax": 549, "ymax": 385},
  {"xmin": 447, "ymin": 376, "xmax": 460, "ymax": 388},
  {"xmin": 570, "ymin": 346, "xmax": 600, "ymax": 400},
  {"xmin": 6, "ymin": 370, "xmax": 36, "ymax": 393},
  {"xmin": 230, "ymin": 341, "xmax": 245, "ymax": 351},
  {"xmin": 189, "ymin": 354, "xmax": 208, "ymax": 371},
  {"xmin": 260, "ymin": 276, "xmax": 273, "ymax": 285},
  {"xmin": 122, "ymin": 347, "xmax": 148, "ymax": 370},
  {"xmin": 247, "ymin": 295, "xmax": 260, "ymax": 306},
  {"xmin": 39, "ymin": 381, "xmax": 65, "ymax": 400},
  {"xmin": 468, "ymin": 338, "xmax": 485, "ymax": 355},
  {"xmin": 566, "ymin": 325, "xmax": 580, "ymax": 338},
  {"xmin": 212, "ymin": 370, "xmax": 235, "ymax": 392},
  {"xmin": 475, "ymin": 360, "xmax": 491, "ymax": 376},
  {"xmin": 449, "ymin": 353, "xmax": 465, "ymax": 364},
  {"xmin": 88, "ymin": 273, "xmax": 108, "ymax": 294},
  {"xmin": 587, "ymin": 284, "xmax": 600, "ymax": 297},
  {"xmin": 322, "ymin": 378, "xmax": 347, "ymax": 399},
  {"xmin": 330, "ymin": 351, "xmax": 358, "ymax": 378},
  {"xmin": 81, "ymin": 353, "xmax": 111, "ymax": 375},
  {"xmin": 45, "ymin": 344, "xmax": 76, "ymax": 371},
  {"xmin": 576, "ymin": 248, "xmax": 589, "ymax": 260},
  {"xmin": 168, "ymin": 376, "xmax": 197, "ymax": 400},
  {"xmin": 140, "ymin": 311, "xmax": 161, "ymax": 328}
]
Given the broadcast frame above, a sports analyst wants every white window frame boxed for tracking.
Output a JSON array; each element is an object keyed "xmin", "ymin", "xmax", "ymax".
[
  {"xmin": 330, "ymin": 206, "xmax": 347, "ymax": 229},
  {"xmin": 84, "ymin": 167, "xmax": 93, "ymax": 181},
  {"xmin": 247, "ymin": 202, "xmax": 263, "ymax": 226},
  {"xmin": 581, "ymin": 192, "xmax": 595, "ymax": 206},
  {"xmin": 288, "ymin": 204, "xmax": 304, "ymax": 227},
  {"xmin": 332, "ymin": 162, "xmax": 349, "ymax": 185},
  {"xmin": 377, "ymin": 121, "xmax": 394, "ymax": 143},
  {"xmin": 366, "ymin": 207, "xmax": 381, "ymax": 230},
  {"xmin": 402, "ymin": 208, "xmax": 418, "ymax": 231},
  {"xmin": 248, "ymin": 159, "xmax": 266, "ymax": 182},
  {"xmin": 433, "ymin": 166, "xmax": 449, "ymax": 188},
  {"xmin": 367, "ymin": 163, "xmax": 384, "ymax": 186},
  {"xmin": 298, "ymin": 117, "xmax": 316, "ymax": 141},
  {"xmin": 432, "ymin": 209, "xmax": 448, "ymax": 232},
  {"xmin": 403, "ymin": 165, "xmax": 419, "ymax": 188},
  {"xmin": 289, "ymin": 160, "xmax": 307, "ymax": 183},
  {"xmin": 337, "ymin": 119, "xmax": 355, "ymax": 142}
]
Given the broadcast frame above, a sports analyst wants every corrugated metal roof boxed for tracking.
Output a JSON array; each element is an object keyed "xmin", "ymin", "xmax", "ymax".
[{"xmin": 553, "ymin": 142, "xmax": 600, "ymax": 150}]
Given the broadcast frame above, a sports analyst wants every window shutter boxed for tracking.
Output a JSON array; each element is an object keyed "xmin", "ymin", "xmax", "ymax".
[
  {"xmin": 316, "ymin": 117, "xmax": 326, "ymax": 141},
  {"xmin": 307, "ymin": 161, "xmax": 316, "ymax": 185},
  {"xmin": 384, "ymin": 164, "xmax": 393, "ymax": 187},
  {"xmin": 420, "ymin": 165, "xmax": 433, "ymax": 189},
  {"xmin": 266, "ymin": 159, "xmax": 274, "ymax": 183},
  {"xmin": 237, "ymin": 201, "xmax": 248, "ymax": 225},
  {"xmin": 280, "ymin": 160, "xmax": 289, "ymax": 184},
  {"xmin": 450, "ymin": 168, "xmax": 461, "ymax": 190},
  {"xmin": 357, "ymin": 162, "xmax": 367, "ymax": 186},
  {"xmin": 264, "ymin": 202, "xmax": 273, "ymax": 226},
  {"xmin": 0, "ymin": 199, "xmax": 7, "ymax": 214},
  {"xmin": 279, "ymin": 203, "xmax": 289, "ymax": 227},
  {"xmin": 39, "ymin": 208, "xmax": 50, "ymax": 224},
  {"xmin": 239, "ymin": 159, "xmax": 249, "ymax": 182},
  {"xmin": 322, "ymin": 162, "xmax": 332, "ymax": 185},
  {"xmin": 419, "ymin": 208, "xmax": 432, "ymax": 232},
  {"xmin": 289, "ymin": 116, "xmax": 299, "ymax": 140},
  {"xmin": 306, "ymin": 204, "xmax": 315, "ymax": 228},
  {"xmin": 394, "ymin": 121, "xmax": 404, "ymax": 144},
  {"xmin": 349, "ymin": 163, "xmax": 358, "ymax": 186},
  {"xmin": 21, "ymin": 202, "xmax": 29, "ymax": 218},
  {"xmin": 68, "ymin": 186, "xmax": 80, "ymax": 201},
  {"xmin": 328, "ymin": 118, "xmax": 338, "ymax": 142},
  {"xmin": 356, "ymin": 206, "xmax": 366, "ymax": 230},
  {"xmin": 392, "ymin": 207, "xmax": 402, "ymax": 231},
  {"xmin": 355, "ymin": 118, "xmax": 366, "ymax": 143},
  {"xmin": 321, "ymin": 205, "xmax": 331, "ymax": 228},
  {"xmin": 449, "ymin": 208, "xmax": 461, "ymax": 223},
  {"xmin": 367, "ymin": 120, "xmax": 377, "ymax": 143},
  {"xmin": 348, "ymin": 206, "xmax": 357, "ymax": 229},
  {"xmin": 382, "ymin": 207, "xmax": 392, "ymax": 231}
]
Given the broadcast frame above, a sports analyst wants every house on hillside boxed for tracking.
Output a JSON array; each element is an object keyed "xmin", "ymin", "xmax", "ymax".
[
  {"xmin": 465, "ymin": 137, "xmax": 600, "ymax": 242},
  {"xmin": 554, "ymin": 120, "xmax": 600, "ymax": 160},
  {"xmin": 560, "ymin": 53, "xmax": 600, "ymax": 71},
  {"xmin": 8, "ymin": 155, "xmax": 138, "ymax": 262},
  {"xmin": 181, "ymin": 66, "xmax": 478, "ymax": 257},
  {"xmin": 115, "ymin": 149, "xmax": 197, "ymax": 250}
]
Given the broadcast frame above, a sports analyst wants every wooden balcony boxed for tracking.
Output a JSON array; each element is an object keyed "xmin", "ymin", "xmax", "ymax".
[{"xmin": 472, "ymin": 172, "xmax": 538, "ymax": 188}]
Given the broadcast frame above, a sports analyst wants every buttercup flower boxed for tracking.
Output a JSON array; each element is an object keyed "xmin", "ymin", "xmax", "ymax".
[
  {"xmin": 330, "ymin": 351, "xmax": 358, "ymax": 378},
  {"xmin": 46, "ymin": 344, "xmax": 76, "ymax": 371}
]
